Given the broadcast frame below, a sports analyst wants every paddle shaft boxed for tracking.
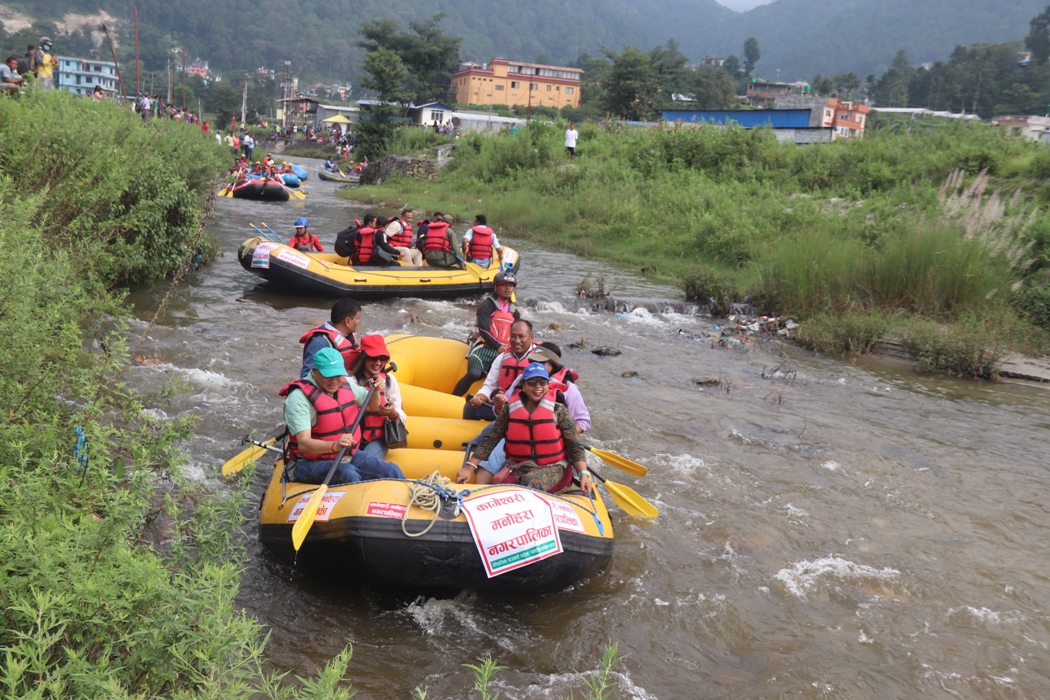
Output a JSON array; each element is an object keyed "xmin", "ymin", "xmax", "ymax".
[
  {"xmin": 583, "ymin": 444, "xmax": 648, "ymax": 477},
  {"xmin": 315, "ymin": 377, "xmax": 382, "ymax": 485},
  {"xmin": 589, "ymin": 466, "xmax": 658, "ymax": 518}
]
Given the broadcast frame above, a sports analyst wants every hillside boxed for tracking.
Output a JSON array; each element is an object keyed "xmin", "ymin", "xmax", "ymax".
[{"xmin": 1, "ymin": 0, "xmax": 1045, "ymax": 86}]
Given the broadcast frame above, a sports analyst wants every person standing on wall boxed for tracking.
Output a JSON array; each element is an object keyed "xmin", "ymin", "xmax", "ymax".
[{"xmin": 565, "ymin": 123, "xmax": 579, "ymax": 162}]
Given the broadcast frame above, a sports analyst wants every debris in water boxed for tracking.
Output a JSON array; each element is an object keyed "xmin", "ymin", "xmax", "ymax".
[
  {"xmin": 621, "ymin": 370, "xmax": 639, "ymax": 378},
  {"xmin": 569, "ymin": 337, "xmax": 589, "ymax": 350},
  {"xmin": 692, "ymin": 377, "xmax": 719, "ymax": 386},
  {"xmin": 592, "ymin": 346, "xmax": 622, "ymax": 357},
  {"xmin": 546, "ymin": 322, "xmax": 564, "ymax": 332},
  {"xmin": 133, "ymin": 356, "xmax": 167, "ymax": 366},
  {"xmin": 576, "ymin": 274, "xmax": 610, "ymax": 300}
]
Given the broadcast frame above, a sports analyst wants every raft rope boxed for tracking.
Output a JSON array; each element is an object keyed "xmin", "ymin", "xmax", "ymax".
[{"xmin": 402, "ymin": 470, "xmax": 453, "ymax": 537}]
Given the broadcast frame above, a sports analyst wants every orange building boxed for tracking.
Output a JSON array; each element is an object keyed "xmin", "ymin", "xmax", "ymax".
[
  {"xmin": 451, "ymin": 59, "xmax": 582, "ymax": 110},
  {"xmin": 819, "ymin": 97, "xmax": 870, "ymax": 138}
]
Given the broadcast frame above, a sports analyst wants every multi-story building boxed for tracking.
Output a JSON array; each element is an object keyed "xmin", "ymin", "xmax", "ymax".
[
  {"xmin": 745, "ymin": 80, "xmax": 795, "ymax": 108},
  {"xmin": 776, "ymin": 95, "xmax": 870, "ymax": 138},
  {"xmin": 56, "ymin": 55, "xmax": 119, "ymax": 96},
  {"xmin": 450, "ymin": 58, "xmax": 582, "ymax": 110},
  {"xmin": 175, "ymin": 60, "xmax": 210, "ymax": 79}
]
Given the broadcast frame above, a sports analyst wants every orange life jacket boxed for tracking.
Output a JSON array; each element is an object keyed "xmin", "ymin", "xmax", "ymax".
[
  {"xmin": 467, "ymin": 226, "xmax": 494, "ymax": 260},
  {"xmin": 353, "ymin": 227, "xmax": 378, "ymax": 264},
  {"xmin": 299, "ymin": 325, "xmax": 360, "ymax": 371},
  {"xmin": 504, "ymin": 389, "xmax": 568, "ymax": 466},
  {"xmin": 422, "ymin": 222, "xmax": 452, "ymax": 253},
  {"xmin": 389, "ymin": 219, "xmax": 414, "ymax": 248},
  {"xmin": 278, "ymin": 379, "xmax": 361, "ymax": 460}
]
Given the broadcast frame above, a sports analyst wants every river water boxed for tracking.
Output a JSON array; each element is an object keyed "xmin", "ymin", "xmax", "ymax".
[{"xmin": 124, "ymin": 158, "xmax": 1050, "ymax": 698}]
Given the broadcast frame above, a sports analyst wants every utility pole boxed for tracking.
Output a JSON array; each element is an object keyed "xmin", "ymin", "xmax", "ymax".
[
  {"xmin": 182, "ymin": 46, "xmax": 188, "ymax": 110},
  {"xmin": 166, "ymin": 58, "xmax": 172, "ymax": 104},
  {"xmin": 101, "ymin": 23, "xmax": 126, "ymax": 102},
  {"xmin": 134, "ymin": 6, "xmax": 140, "ymax": 94},
  {"xmin": 241, "ymin": 80, "xmax": 248, "ymax": 127}
]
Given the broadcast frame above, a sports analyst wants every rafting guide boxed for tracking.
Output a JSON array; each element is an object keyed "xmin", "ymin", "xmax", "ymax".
[{"xmin": 460, "ymin": 489, "xmax": 563, "ymax": 577}]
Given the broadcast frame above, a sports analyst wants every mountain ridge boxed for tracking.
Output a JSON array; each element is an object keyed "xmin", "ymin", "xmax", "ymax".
[{"xmin": 1, "ymin": 0, "xmax": 1043, "ymax": 85}]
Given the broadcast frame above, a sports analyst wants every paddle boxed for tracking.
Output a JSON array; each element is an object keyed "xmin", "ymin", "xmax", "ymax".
[
  {"xmin": 582, "ymin": 444, "xmax": 648, "ymax": 477},
  {"xmin": 221, "ymin": 429, "xmax": 288, "ymax": 477},
  {"xmin": 275, "ymin": 178, "xmax": 306, "ymax": 200},
  {"xmin": 590, "ymin": 467, "xmax": 658, "ymax": 518},
  {"xmin": 290, "ymin": 371, "xmax": 386, "ymax": 551}
]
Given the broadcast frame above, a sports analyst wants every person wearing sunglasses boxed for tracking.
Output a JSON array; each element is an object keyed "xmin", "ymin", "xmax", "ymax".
[{"xmin": 457, "ymin": 363, "xmax": 592, "ymax": 495}]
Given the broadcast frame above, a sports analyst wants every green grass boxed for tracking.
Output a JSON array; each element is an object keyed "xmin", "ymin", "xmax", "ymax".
[{"xmin": 343, "ymin": 120, "xmax": 1050, "ymax": 374}]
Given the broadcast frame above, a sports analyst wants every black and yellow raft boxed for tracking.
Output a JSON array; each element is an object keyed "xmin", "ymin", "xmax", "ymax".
[
  {"xmin": 238, "ymin": 236, "xmax": 521, "ymax": 300},
  {"xmin": 257, "ymin": 334, "xmax": 614, "ymax": 593}
]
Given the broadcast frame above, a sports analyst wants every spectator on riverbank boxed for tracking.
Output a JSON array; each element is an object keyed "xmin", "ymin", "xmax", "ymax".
[
  {"xmin": 34, "ymin": 38, "xmax": 57, "ymax": 90},
  {"xmin": 2, "ymin": 56, "xmax": 25, "ymax": 93},
  {"xmin": 92, "ymin": 85, "xmax": 104, "ymax": 103},
  {"xmin": 565, "ymin": 123, "xmax": 578, "ymax": 162}
]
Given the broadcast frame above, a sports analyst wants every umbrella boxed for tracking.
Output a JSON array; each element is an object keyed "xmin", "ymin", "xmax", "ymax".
[{"xmin": 321, "ymin": 114, "xmax": 352, "ymax": 124}]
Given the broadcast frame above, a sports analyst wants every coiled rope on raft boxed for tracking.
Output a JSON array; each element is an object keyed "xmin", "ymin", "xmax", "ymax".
[{"xmin": 402, "ymin": 470, "xmax": 453, "ymax": 537}]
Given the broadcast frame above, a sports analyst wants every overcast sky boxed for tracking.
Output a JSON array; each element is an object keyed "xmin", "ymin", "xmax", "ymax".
[{"xmin": 717, "ymin": 0, "xmax": 774, "ymax": 11}]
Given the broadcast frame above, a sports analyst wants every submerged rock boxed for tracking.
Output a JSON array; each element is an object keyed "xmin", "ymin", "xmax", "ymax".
[{"xmin": 592, "ymin": 346, "xmax": 622, "ymax": 357}]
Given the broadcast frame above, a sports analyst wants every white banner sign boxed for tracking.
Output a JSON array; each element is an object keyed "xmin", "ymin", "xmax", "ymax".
[
  {"xmin": 251, "ymin": 242, "xmax": 276, "ymax": 268},
  {"xmin": 276, "ymin": 248, "xmax": 311, "ymax": 269},
  {"xmin": 286, "ymin": 491, "xmax": 347, "ymax": 523},
  {"xmin": 460, "ymin": 490, "xmax": 562, "ymax": 578}
]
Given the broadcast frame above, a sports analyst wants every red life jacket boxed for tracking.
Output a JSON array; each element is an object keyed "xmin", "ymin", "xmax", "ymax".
[
  {"xmin": 353, "ymin": 227, "xmax": 377, "ymax": 264},
  {"xmin": 504, "ymin": 390, "xmax": 568, "ymax": 466},
  {"xmin": 467, "ymin": 226, "xmax": 494, "ymax": 260},
  {"xmin": 299, "ymin": 325, "xmax": 360, "ymax": 371},
  {"xmin": 389, "ymin": 219, "xmax": 413, "ymax": 248},
  {"xmin": 422, "ymin": 222, "xmax": 452, "ymax": 253},
  {"xmin": 360, "ymin": 373, "xmax": 389, "ymax": 443},
  {"xmin": 489, "ymin": 299, "xmax": 515, "ymax": 346},
  {"xmin": 498, "ymin": 351, "xmax": 533, "ymax": 393},
  {"xmin": 278, "ymin": 379, "xmax": 361, "ymax": 460},
  {"xmin": 550, "ymin": 367, "xmax": 579, "ymax": 385}
]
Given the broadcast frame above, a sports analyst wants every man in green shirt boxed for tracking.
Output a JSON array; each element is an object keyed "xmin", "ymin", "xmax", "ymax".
[{"xmin": 280, "ymin": 346, "xmax": 404, "ymax": 484}]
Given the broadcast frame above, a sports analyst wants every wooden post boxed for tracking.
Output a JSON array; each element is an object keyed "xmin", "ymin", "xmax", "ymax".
[
  {"xmin": 101, "ymin": 23, "xmax": 126, "ymax": 102},
  {"xmin": 182, "ymin": 47, "xmax": 187, "ymax": 110},
  {"xmin": 134, "ymin": 6, "xmax": 140, "ymax": 94}
]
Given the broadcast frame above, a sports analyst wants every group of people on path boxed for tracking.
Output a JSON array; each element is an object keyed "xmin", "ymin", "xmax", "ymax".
[{"xmin": 283, "ymin": 276, "xmax": 593, "ymax": 496}]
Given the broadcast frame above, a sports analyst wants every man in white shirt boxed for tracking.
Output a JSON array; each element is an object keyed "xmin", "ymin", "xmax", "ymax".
[{"xmin": 565, "ymin": 123, "xmax": 579, "ymax": 162}]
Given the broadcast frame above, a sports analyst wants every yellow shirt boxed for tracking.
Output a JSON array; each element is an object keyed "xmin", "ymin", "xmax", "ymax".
[{"xmin": 37, "ymin": 53, "xmax": 57, "ymax": 78}]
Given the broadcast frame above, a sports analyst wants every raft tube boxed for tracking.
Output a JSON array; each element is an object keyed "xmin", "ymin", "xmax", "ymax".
[
  {"xmin": 281, "ymin": 173, "xmax": 301, "ymax": 187},
  {"xmin": 318, "ymin": 170, "xmax": 359, "ymax": 183},
  {"xmin": 292, "ymin": 164, "xmax": 309, "ymax": 180},
  {"xmin": 257, "ymin": 452, "xmax": 613, "ymax": 593},
  {"xmin": 231, "ymin": 179, "xmax": 290, "ymax": 202},
  {"xmin": 237, "ymin": 237, "xmax": 521, "ymax": 300}
]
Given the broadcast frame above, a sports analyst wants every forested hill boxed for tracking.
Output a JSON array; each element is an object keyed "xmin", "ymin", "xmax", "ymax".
[{"xmin": 3, "ymin": 0, "xmax": 1046, "ymax": 83}]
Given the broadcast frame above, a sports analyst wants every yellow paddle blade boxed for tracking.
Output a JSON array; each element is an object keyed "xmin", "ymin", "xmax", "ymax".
[
  {"xmin": 291, "ymin": 485, "xmax": 327, "ymax": 550},
  {"xmin": 221, "ymin": 437, "xmax": 276, "ymax": 477},
  {"xmin": 603, "ymin": 479, "xmax": 658, "ymax": 518},
  {"xmin": 292, "ymin": 190, "xmax": 306, "ymax": 200},
  {"xmin": 585, "ymin": 445, "xmax": 648, "ymax": 477}
]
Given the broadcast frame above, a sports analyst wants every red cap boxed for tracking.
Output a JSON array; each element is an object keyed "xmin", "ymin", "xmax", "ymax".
[{"xmin": 360, "ymin": 334, "xmax": 390, "ymax": 360}]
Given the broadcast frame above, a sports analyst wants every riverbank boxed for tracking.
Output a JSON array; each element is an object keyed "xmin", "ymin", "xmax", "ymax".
[
  {"xmin": 0, "ymin": 91, "xmax": 331, "ymax": 696},
  {"xmin": 342, "ymin": 122, "xmax": 1050, "ymax": 377}
]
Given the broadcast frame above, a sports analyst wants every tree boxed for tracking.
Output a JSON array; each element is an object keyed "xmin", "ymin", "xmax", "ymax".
[
  {"xmin": 835, "ymin": 72, "xmax": 861, "ymax": 98},
  {"xmin": 1026, "ymin": 5, "xmax": 1050, "ymax": 64},
  {"xmin": 574, "ymin": 53, "xmax": 612, "ymax": 118},
  {"xmin": 357, "ymin": 14, "xmax": 461, "ymax": 104},
  {"xmin": 810, "ymin": 74, "xmax": 835, "ymax": 96},
  {"xmin": 601, "ymin": 47, "xmax": 660, "ymax": 121},
  {"xmin": 356, "ymin": 47, "xmax": 409, "ymax": 159},
  {"xmin": 743, "ymin": 37, "xmax": 761, "ymax": 76},
  {"xmin": 871, "ymin": 50, "xmax": 913, "ymax": 107},
  {"xmin": 649, "ymin": 40, "xmax": 690, "ymax": 106},
  {"xmin": 686, "ymin": 66, "xmax": 736, "ymax": 108},
  {"xmin": 723, "ymin": 55, "xmax": 740, "ymax": 76}
]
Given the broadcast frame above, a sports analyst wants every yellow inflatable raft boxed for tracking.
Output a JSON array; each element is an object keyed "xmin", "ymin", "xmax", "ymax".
[
  {"xmin": 238, "ymin": 236, "xmax": 520, "ymax": 300},
  {"xmin": 256, "ymin": 334, "xmax": 614, "ymax": 593}
]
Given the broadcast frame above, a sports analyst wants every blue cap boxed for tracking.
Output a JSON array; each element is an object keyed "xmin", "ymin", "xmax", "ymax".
[
  {"xmin": 294, "ymin": 218, "xmax": 308, "ymax": 228},
  {"xmin": 521, "ymin": 362, "xmax": 550, "ymax": 382},
  {"xmin": 311, "ymin": 347, "xmax": 347, "ymax": 377}
]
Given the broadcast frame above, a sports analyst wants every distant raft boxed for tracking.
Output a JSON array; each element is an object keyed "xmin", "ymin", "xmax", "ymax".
[
  {"xmin": 238, "ymin": 235, "xmax": 521, "ymax": 300},
  {"xmin": 229, "ymin": 178, "xmax": 290, "ymax": 202},
  {"xmin": 318, "ymin": 170, "xmax": 360, "ymax": 183}
]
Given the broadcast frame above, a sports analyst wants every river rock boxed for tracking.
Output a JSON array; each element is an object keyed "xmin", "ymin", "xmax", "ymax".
[
  {"xmin": 692, "ymin": 377, "xmax": 720, "ymax": 386},
  {"xmin": 546, "ymin": 322, "xmax": 564, "ymax": 332},
  {"xmin": 569, "ymin": 338, "xmax": 588, "ymax": 349},
  {"xmin": 621, "ymin": 370, "xmax": 639, "ymax": 378},
  {"xmin": 592, "ymin": 346, "xmax": 622, "ymax": 357}
]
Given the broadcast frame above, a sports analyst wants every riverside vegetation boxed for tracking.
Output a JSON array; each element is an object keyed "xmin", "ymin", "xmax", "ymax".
[
  {"xmin": 0, "ymin": 91, "xmax": 624, "ymax": 699},
  {"xmin": 344, "ymin": 119, "xmax": 1050, "ymax": 377}
]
